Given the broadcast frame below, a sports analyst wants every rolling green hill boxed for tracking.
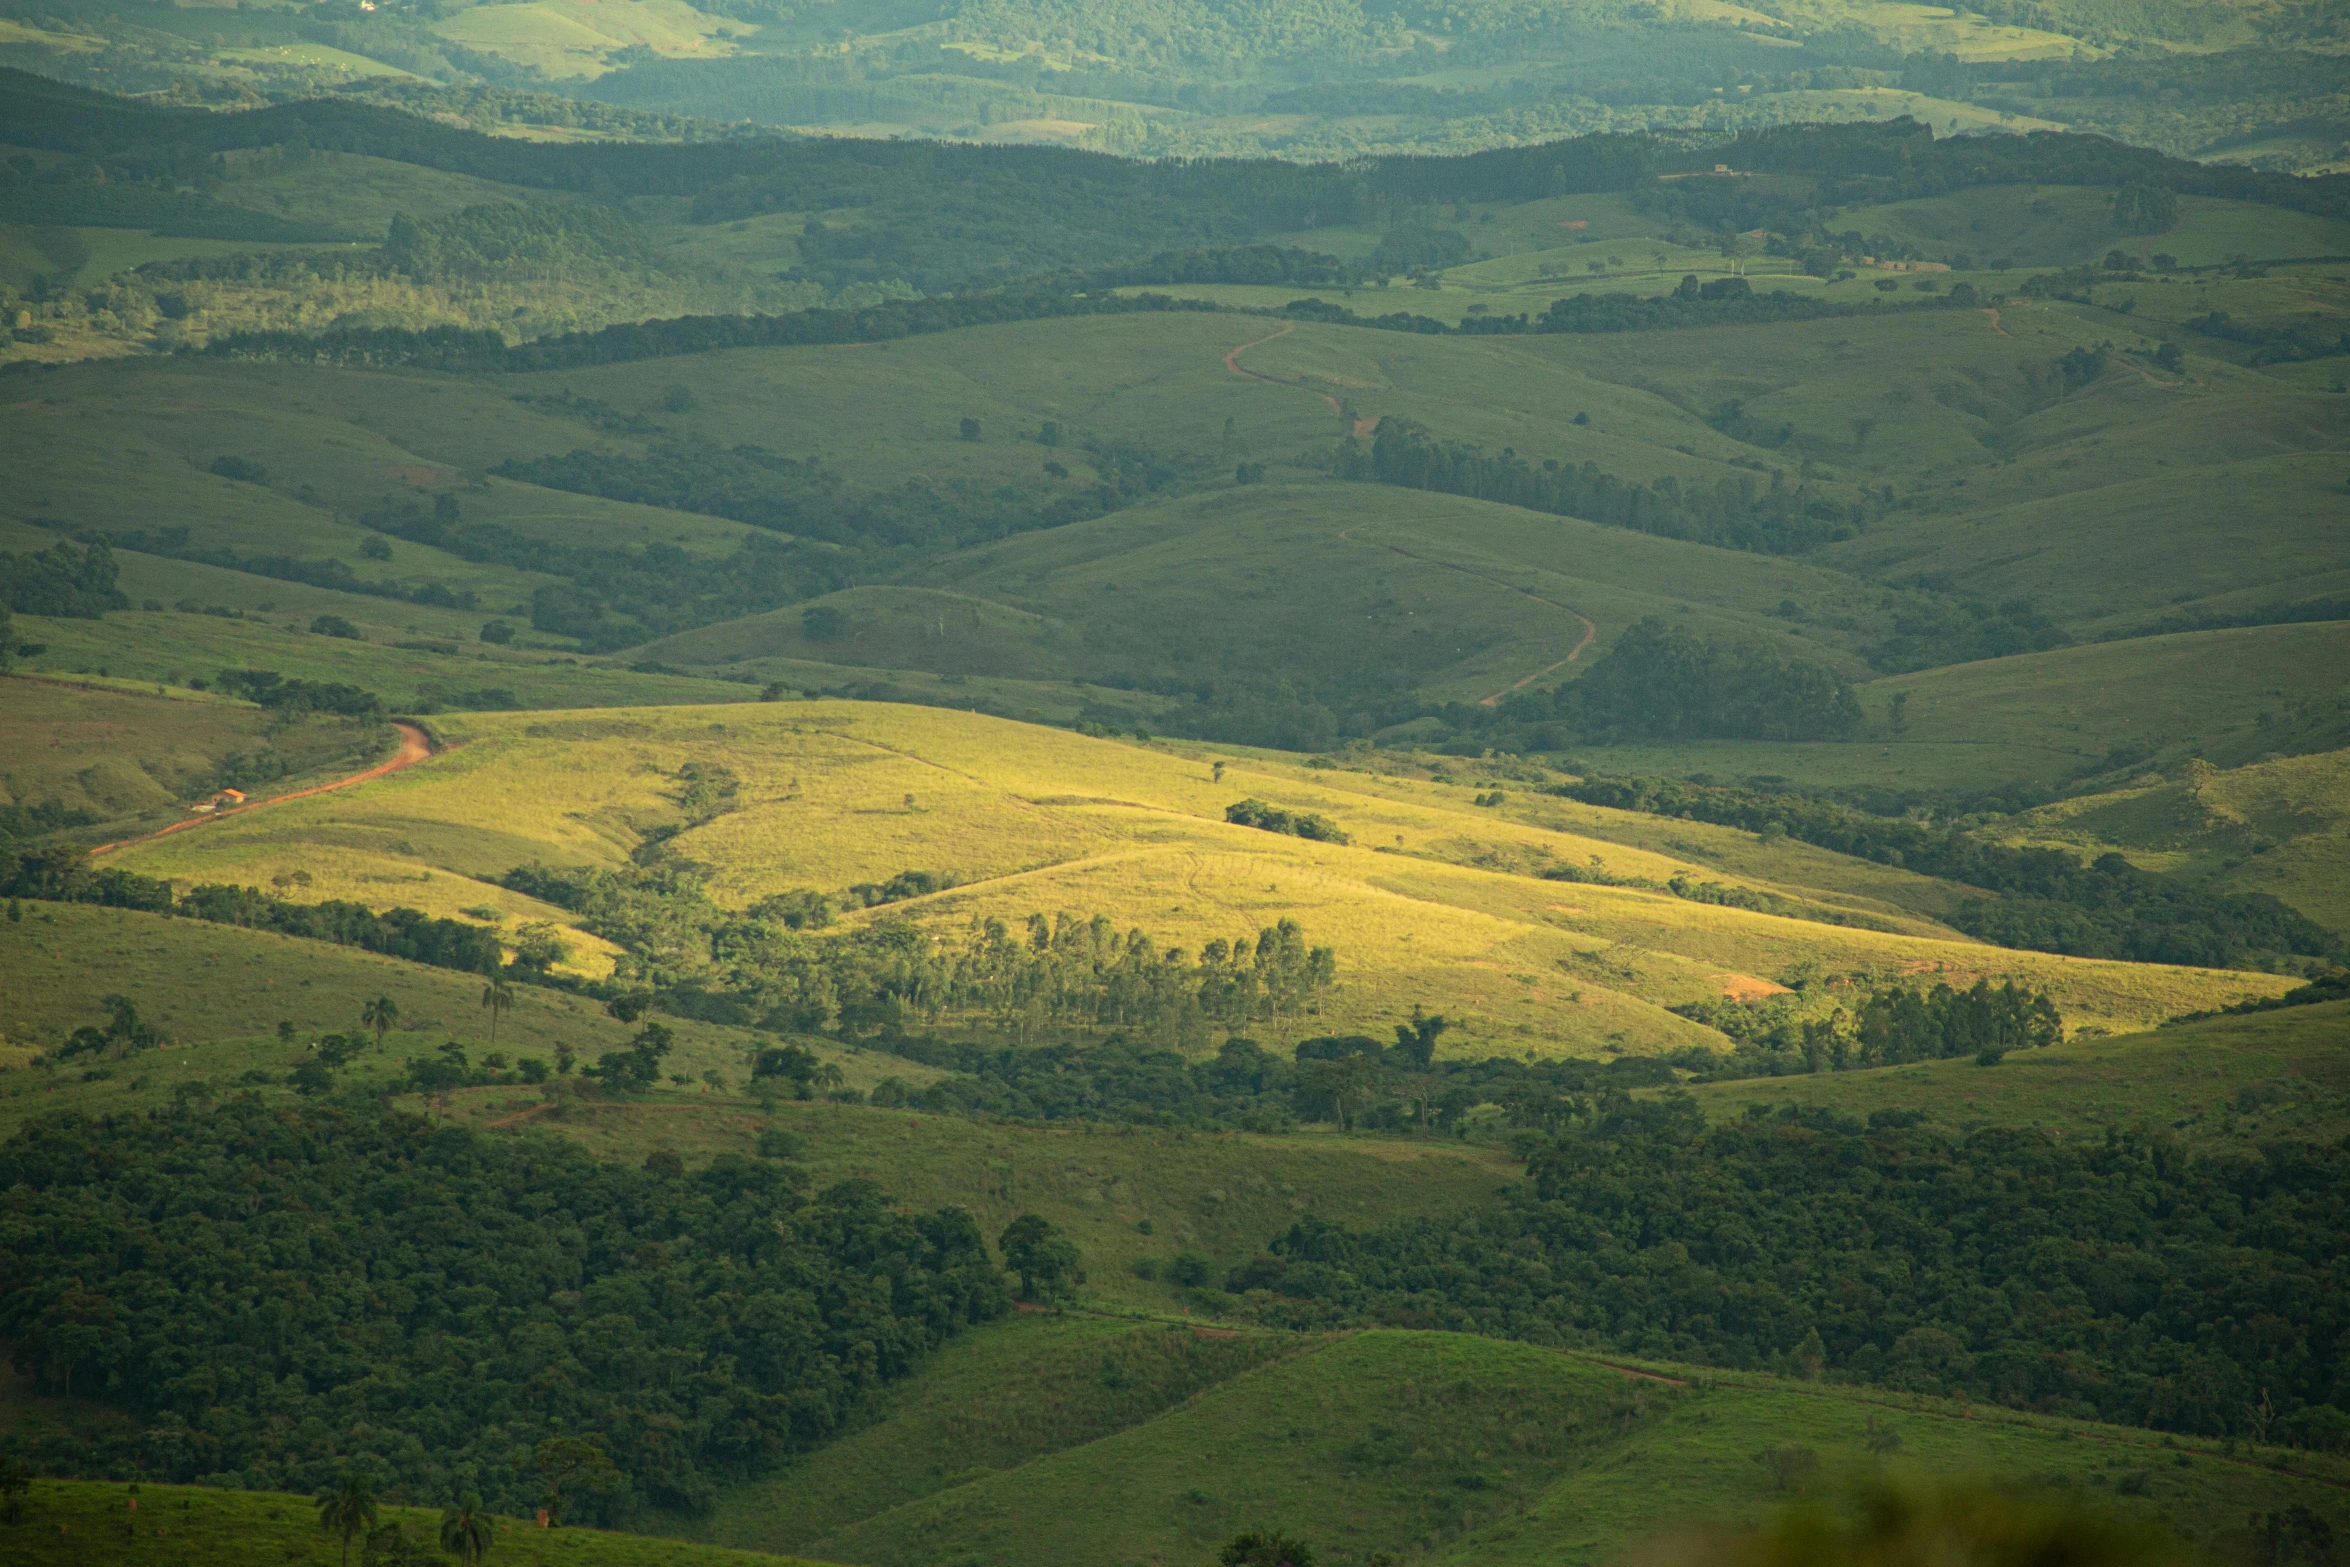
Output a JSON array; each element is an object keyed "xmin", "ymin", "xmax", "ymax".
[
  {"xmin": 85, "ymin": 699, "xmax": 2293, "ymax": 1050},
  {"xmin": 2003, "ymin": 746, "xmax": 2350, "ymax": 933},
  {"xmin": 0, "ymin": 1480, "xmax": 835, "ymax": 1567},
  {"xmin": 647, "ymin": 1318, "xmax": 2350, "ymax": 1567},
  {"xmin": 1686, "ymin": 996, "xmax": 2350, "ymax": 1147},
  {"xmin": 5, "ymin": 74, "xmax": 2349, "ymax": 1567},
  {"xmin": 14, "ymin": 1324, "xmax": 2346, "ymax": 1567},
  {"xmin": 10, "ymin": 272, "xmax": 2343, "ymax": 781},
  {"xmin": 6, "ymin": 0, "xmax": 2342, "ymax": 172}
]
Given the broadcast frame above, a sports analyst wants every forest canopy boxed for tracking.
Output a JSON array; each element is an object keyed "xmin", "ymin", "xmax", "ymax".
[
  {"xmin": 1232, "ymin": 1093, "xmax": 2350, "ymax": 1451},
  {"xmin": 0, "ymin": 1103, "xmax": 1007, "ymax": 1518}
]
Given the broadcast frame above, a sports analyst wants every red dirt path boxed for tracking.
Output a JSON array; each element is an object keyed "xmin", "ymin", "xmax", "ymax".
[{"xmin": 90, "ymin": 721, "xmax": 439, "ymax": 856}]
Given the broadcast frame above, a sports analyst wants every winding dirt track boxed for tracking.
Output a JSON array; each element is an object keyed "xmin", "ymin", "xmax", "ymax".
[
  {"xmin": 1225, "ymin": 323, "xmax": 1377, "ymax": 434},
  {"xmin": 1223, "ymin": 322, "xmax": 1342, "ymax": 412},
  {"xmin": 1225, "ymin": 325, "xmax": 1596, "ymax": 701},
  {"xmin": 1337, "ymin": 529, "xmax": 1599, "ymax": 705},
  {"xmin": 90, "ymin": 721, "xmax": 439, "ymax": 856}
]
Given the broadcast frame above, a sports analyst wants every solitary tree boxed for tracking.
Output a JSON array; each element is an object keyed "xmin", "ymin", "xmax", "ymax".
[
  {"xmin": 1325, "ymin": 1052, "xmax": 1382, "ymax": 1130},
  {"xmin": 480, "ymin": 974, "xmax": 514, "ymax": 1050},
  {"xmin": 317, "ymin": 1473, "xmax": 378, "ymax": 1567},
  {"xmin": 360, "ymin": 995, "xmax": 399, "ymax": 1051},
  {"xmin": 440, "ymin": 1494, "xmax": 494, "ymax": 1566},
  {"xmin": 999, "ymin": 1213, "xmax": 1082, "ymax": 1302},
  {"xmin": 528, "ymin": 1437, "xmax": 618, "ymax": 1528},
  {"xmin": 1391, "ymin": 1009, "xmax": 1451, "ymax": 1068},
  {"xmin": 1221, "ymin": 1530, "xmax": 1315, "ymax": 1567},
  {"xmin": 0, "ymin": 1457, "xmax": 30, "ymax": 1524}
]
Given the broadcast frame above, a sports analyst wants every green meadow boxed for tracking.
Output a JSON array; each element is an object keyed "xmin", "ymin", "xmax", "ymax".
[
  {"xmin": 0, "ymin": 1480, "xmax": 832, "ymax": 1567},
  {"xmin": 1685, "ymin": 1000, "xmax": 2350, "ymax": 1148},
  {"xmin": 658, "ymin": 1321, "xmax": 2350, "ymax": 1567},
  {"xmin": 84, "ymin": 700, "xmax": 2293, "ymax": 1051}
]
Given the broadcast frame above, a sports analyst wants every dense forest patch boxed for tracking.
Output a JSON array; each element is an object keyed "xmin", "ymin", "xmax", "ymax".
[
  {"xmin": 1232, "ymin": 1092, "xmax": 2350, "ymax": 1451},
  {"xmin": 0, "ymin": 1102, "xmax": 1007, "ymax": 1517}
]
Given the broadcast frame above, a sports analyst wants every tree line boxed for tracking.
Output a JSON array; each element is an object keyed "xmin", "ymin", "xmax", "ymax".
[
  {"xmin": 0, "ymin": 538, "xmax": 127, "ymax": 619},
  {"xmin": 868, "ymin": 1017, "xmax": 1684, "ymax": 1133},
  {"xmin": 1671, "ymin": 978, "xmax": 2064, "ymax": 1078},
  {"xmin": 190, "ymin": 289, "xmax": 1218, "ymax": 373},
  {"xmin": 1337, "ymin": 419, "xmax": 1866, "ymax": 556},
  {"xmin": 504, "ymin": 856, "xmax": 1339, "ymax": 1049},
  {"xmin": 1557, "ymin": 774, "xmax": 2339, "ymax": 969},
  {"xmin": 8, "ymin": 68, "xmax": 2341, "ymax": 308},
  {"xmin": 0, "ymin": 845, "xmax": 509, "ymax": 976},
  {"xmin": 0, "ymin": 1101, "xmax": 1010, "ymax": 1519},
  {"xmin": 1223, "ymin": 1092, "xmax": 2350, "ymax": 1453},
  {"xmin": 1499, "ymin": 616, "xmax": 1864, "ymax": 744}
]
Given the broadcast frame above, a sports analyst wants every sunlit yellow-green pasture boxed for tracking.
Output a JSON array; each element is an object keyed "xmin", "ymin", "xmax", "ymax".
[{"xmin": 105, "ymin": 702, "xmax": 2293, "ymax": 1055}]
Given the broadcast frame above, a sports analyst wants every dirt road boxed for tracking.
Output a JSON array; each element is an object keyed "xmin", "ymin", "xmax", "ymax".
[
  {"xmin": 90, "ymin": 721, "xmax": 439, "ymax": 856},
  {"xmin": 1337, "ymin": 529, "xmax": 1599, "ymax": 705}
]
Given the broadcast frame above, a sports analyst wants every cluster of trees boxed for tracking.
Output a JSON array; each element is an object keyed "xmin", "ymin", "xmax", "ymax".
[
  {"xmin": 1055, "ymin": 245, "xmax": 1353, "ymax": 291},
  {"xmin": 500, "ymin": 857, "xmax": 1338, "ymax": 1047},
  {"xmin": 0, "ymin": 845, "xmax": 515, "ymax": 977},
  {"xmin": 2184, "ymin": 310, "xmax": 2350, "ymax": 366},
  {"xmin": 211, "ymin": 668, "xmax": 386, "ymax": 720},
  {"xmin": 0, "ymin": 161, "xmax": 341, "ymax": 242},
  {"xmin": 1338, "ymin": 419, "xmax": 1865, "ymax": 555},
  {"xmin": 1224, "ymin": 798, "xmax": 1350, "ymax": 844},
  {"xmin": 381, "ymin": 203, "xmax": 658, "ymax": 286},
  {"xmin": 1229, "ymin": 1093, "xmax": 2350, "ymax": 1448},
  {"xmin": 1270, "ymin": 283, "xmax": 1955, "ymax": 344},
  {"xmin": 1501, "ymin": 617, "xmax": 1863, "ymax": 744},
  {"xmin": 1535, "ymin": 276, "xmax": 1869, "ymax": 332},
  {"xmin": 196, "ymin": 289, "xmax": 1216, "ymax": 374},
  {"xmin": 1672, "ymin": 979, "xmax": 2064, "ymax": 1078},
  {"xmin": 1557, "ymin": 775, "xmax": 2339, "ymax": 969},
  {"xmin": 0, "ymin": 538, "xmax": 126, "ymax": 619},
  {"xmin": 491, "ymin": 435, "xmax": 1183, "ymax": 646},
  {"xmin": 0, "ymin": 1102, "xmax": 1010, "ymax": 1517},
  {"xmin": 877, "ymin": 1017, "xmax": 1683, "ymax": 1132},
  {"xmin": 89, "ymin": 513, "xmax": 475, "ymax": 611},
  {"xmin": 348, "ymin": 491, "xmax": 839, "ymax": 654},
  {"xmin": 1860, "ymin": 588, "xmax": 2070, "ymax": 674}
]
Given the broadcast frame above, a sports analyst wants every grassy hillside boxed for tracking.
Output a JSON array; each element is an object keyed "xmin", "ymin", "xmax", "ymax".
[
  {"xmin": 1686, "ymin": 998, "xmax": 2350, "ymax": 1147},
  {"xmin": 677, "ymin": 1315, "xmax": 1314, "ymax": 1552},
  {"xmin": 0, "ymin": 901, "xmax": 926, "ymax": 1122},
  {"xmin": 0, "ymin": 677, "xmax": 382, "ymax": 820},
  {"xmin": 21, "ymin": 1327, "xmax": 2341, "ymax": 1567},
  {"xmin": 0, "ymin": 1479, "xmax": 832, "ymax": 1567},
  {"xmin": 650, "ymin": 480, "xmax": 1877, "ymax": 707},
  {"xmin": 1602, "ymin": 621, "xmax": 2350, "ymax": 795},
  {"xmin": 705, "ymin": 1325, "xmax": 2350, "ymax": 1567},
  {"xmin": 94, "ymin": 700, "xmax": 2294, "ymax": 1052},
  {"xmin": 2004, "ymin": 747, "xmax": 2350, "ymax": 932},
  {"xmin": 8, "ymin": 274, "xmax": 2343, "ymax": 765},
  {"xmin": 479, "ymin": 1093, "xmax": 1517, "ymax": 1314},
  {"xmin": 1444, "ymin": 1358, "xmax": 2350, "ymax": 1567}
]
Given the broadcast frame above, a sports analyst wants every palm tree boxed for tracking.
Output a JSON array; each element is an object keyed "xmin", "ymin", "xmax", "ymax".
[
  {"xmin": 815, "ymin": 1061, "xmax": 846, "ymax": 1095},
  {"xmin": 440, "ymin": 1494, "xmax": 494, "ymax": 1566},
  {"xmin": 316, "ymin": 1472, "xmax": 378, "ymax": 1567},
  {"xmin": 359, "ymin": 995, "xmax": 399, "ymax": 1051},
  {"xmin": 480, "ymin": 974, "xmax": 514, "ymax": 1051}
]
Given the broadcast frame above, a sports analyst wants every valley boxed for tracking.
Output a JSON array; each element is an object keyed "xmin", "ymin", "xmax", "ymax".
[{"xmin": 2, "ymin": 51, "xmax": 2348, "ymax": 1567}]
